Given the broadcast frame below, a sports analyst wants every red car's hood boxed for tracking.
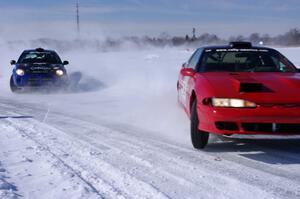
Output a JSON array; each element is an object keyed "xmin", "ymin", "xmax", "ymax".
[{"xmin": 201, "ymin": 72, "xmax": 300, "ymax": 104}]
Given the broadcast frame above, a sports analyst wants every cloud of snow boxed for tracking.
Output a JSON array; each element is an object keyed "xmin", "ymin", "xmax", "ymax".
[{"xmin": 0, "ymin": 32, "xmax": 195, "ymax": 144}]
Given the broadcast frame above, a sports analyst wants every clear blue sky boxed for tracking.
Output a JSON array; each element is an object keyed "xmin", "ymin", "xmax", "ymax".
[{"xmin": 0, "ymin": 0, "xmax": 300, "ymax": 38}]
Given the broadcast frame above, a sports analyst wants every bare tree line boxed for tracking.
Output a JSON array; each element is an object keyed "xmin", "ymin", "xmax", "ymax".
[
  {"xmin": 2, "ymin": 28, "xmax": 300, "ymax": 52},
  {"xmin": 140, "ymin": 28, "xmax": 300, "ymax": 47}
]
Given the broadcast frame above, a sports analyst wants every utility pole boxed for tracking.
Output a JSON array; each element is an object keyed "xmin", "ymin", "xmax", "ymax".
[
  {"xmin": 76, "ymin": 1, "xmax": 80, "ymax": 35},
  {"xmin": 192, "ymin": 28, "xmax": 196, "ymax": 40}
]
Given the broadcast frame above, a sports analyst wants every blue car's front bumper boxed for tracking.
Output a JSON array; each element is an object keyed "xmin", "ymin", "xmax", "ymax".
[{"xmin": 13, "ymin": 73, "xmax": 68, "ymax": 88}]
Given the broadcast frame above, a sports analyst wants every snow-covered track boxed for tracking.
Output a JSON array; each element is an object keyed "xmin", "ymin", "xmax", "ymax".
[{"xmin": 1, "ymin": 100, "xmax": 300, "ymax": 198}]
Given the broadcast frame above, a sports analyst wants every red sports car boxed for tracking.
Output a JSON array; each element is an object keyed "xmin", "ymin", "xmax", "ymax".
[{"xmin": 177, "ymin": 42, "xmax": 300, "ymax": 149}]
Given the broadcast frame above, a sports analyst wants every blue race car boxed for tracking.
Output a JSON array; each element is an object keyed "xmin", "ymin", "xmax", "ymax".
[{"xmin": 10, "ymin": 48, "xmax": 69, "ymax": 92}]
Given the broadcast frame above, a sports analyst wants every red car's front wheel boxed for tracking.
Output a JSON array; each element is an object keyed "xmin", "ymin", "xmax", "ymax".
[{"xmin": 191, "ymin": 100, "xmax": 209, "ymax": 149}]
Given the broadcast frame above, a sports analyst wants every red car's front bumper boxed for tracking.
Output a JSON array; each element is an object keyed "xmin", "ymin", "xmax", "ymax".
[{"xmin": 198, "ymin": 104, "xmax": 300, "ymax": 135}]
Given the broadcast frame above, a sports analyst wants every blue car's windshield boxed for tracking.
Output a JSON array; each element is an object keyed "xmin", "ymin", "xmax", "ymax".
[
  {"xmin": 18, "ymin": 51, "xmax": 62, "ymax": 64},
  {"xmin": 199, "ymin": 49, "xmax": 297, "ymax": 72}
]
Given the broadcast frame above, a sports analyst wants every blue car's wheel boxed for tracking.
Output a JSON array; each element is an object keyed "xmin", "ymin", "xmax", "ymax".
[{"xmin": 10, "ymin": 76, "xmax": 20, "ymax": 93}]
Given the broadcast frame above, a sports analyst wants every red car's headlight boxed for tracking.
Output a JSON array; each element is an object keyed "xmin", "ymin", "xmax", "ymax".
[{"xmin": 212, "ymin": 98, "xmax": 256, "ymax": 108}]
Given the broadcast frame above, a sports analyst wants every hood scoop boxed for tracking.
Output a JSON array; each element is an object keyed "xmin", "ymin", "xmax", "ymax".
[
  {"xmin": 239, "ymin": 83, "xmax": 272, "ymax": 93},
  {"xmin": 231, "ymin": 75, "xmax": 273, "ymax": 93}
]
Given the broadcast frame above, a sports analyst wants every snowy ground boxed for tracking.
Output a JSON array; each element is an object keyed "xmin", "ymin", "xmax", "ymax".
[{"xmin": 0, "ymin": 45, "xmax": 300, "ymax": 199}]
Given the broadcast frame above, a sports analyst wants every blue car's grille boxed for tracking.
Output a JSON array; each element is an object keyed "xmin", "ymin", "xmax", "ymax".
[
  {"xmin": 27, "ymin": 67, "xmax": 53, "ymax": 74},
  {"xmin": 28, "ymin": 78, "xmax": 53, "ymax": 86}
]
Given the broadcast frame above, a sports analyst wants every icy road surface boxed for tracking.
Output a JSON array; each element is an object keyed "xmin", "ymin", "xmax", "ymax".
[{"xmin": 0, "ymin": 47, "xmax": 300, "ymax": 199}]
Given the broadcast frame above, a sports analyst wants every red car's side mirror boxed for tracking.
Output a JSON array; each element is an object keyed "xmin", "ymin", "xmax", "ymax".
[{"xmin": 181, "ymin": 68, "xmax": 196, "ymax": 77}]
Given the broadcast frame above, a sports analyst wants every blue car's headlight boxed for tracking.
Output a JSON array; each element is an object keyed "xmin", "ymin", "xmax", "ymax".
[
  {"xmin": 16, "ymin": 69, "xmax": 25, "ymax": 76},
  {"xmin": 55, "ymin": 69, "xmax": 64, "ymax": 76}
]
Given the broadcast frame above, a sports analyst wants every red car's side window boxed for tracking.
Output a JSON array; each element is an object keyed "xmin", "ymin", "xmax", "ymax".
[{"xmin": 179, "ymin": 49, "xmax": 202, "ymax": 109}]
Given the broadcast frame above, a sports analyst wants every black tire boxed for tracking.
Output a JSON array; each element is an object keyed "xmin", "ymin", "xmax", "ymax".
[
  {"xmin": 10, "ymin": 76, "xmax": 20, "ymax": 93},
  {"xmin": 191, "ymin": 99, "xmax": 209, "ymax": 149}
]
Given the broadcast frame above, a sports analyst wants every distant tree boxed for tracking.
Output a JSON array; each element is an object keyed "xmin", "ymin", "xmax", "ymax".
[
  {"xmin": 261, "ymin": 34, "xmax": 271, "ymax": 44},
  {"xmin": 235, "ymin": 35, "xmax": 246, "ymax": 41},
  {"xmin": 198, "ymin": 33, "xmax": 221, "ymax": 44},
  {"xmin": 172, "ymin": 37, "xmax": 186, "ymax": 46},
  {"xmin": 159, "ymin": 32, "xmax": 171, "ymax": 40},
  {"xmin": 228, "ymin": 35, "xmax": 244, "ymax": 42},
  {"xmin": 283, "ymin": 28, "xmax": 300, "ymax": 46},
  {"xmin": 249, "ymin": 33, "xmax": 260, "ymax": 44},
  {"xmin": 185, "ymin": 34, "xmax": 190, "ymax": 41}
]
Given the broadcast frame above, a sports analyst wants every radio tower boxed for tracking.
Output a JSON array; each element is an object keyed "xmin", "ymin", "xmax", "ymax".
[
  {"xmin": 76, "ymin": 1, "xmax": 80, "ymax": 35},
  {"xmin": 192, "ymin": 28, "xmax": 196, "ymax": 40}
]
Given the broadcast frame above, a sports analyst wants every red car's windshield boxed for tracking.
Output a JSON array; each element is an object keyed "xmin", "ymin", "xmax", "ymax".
[{"xmin": 200, "ymin": 49, "xmax": 297, "ymax": 72}]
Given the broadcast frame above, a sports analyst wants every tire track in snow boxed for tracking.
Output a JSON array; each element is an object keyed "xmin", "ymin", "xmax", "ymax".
[
  {"xmin": 1, "ymin": 100, "xmax": 300, "ymax": 198},
  {"xmin": 0, "ymin": 102, "xmax": 259, "ymax": 198},
  {"xmin": 2, "ymin": 120, "xmax": 106, "ymax": 199},
  {"xmin": 0, "ymin": 121, "xmax": 101, "ymax": 199},
  {"xmin": 42, "ymin": 114, "xmax": 300, "ymax": 199},
  {"xmin": 4, "ymin": 118, "xmax": 171, "ymax": 199}
]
